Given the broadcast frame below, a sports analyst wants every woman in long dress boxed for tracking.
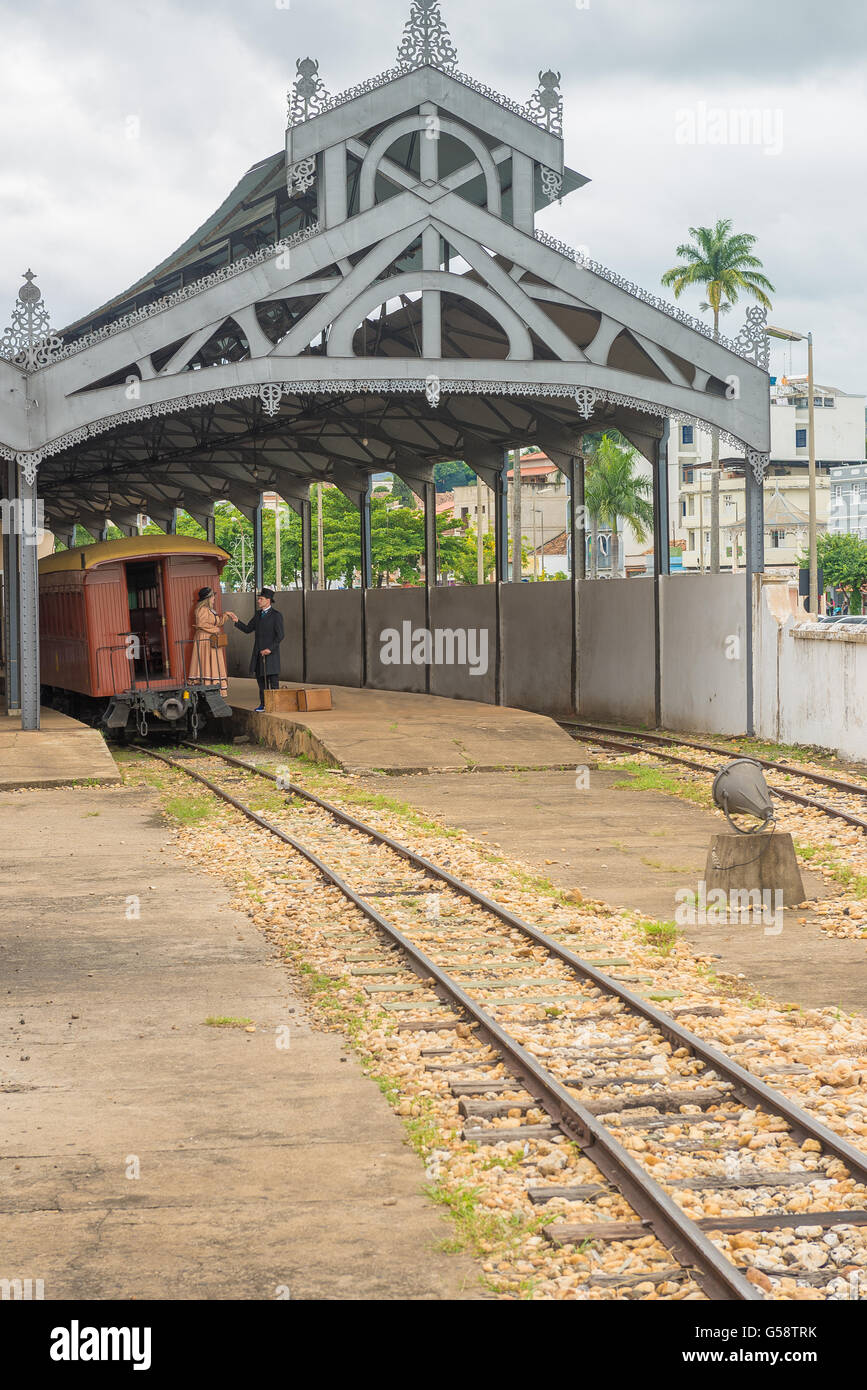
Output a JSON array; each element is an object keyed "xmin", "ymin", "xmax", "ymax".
[{"xmin": 188, "ymin": 587, "xmax": 237, "ymax": 691}]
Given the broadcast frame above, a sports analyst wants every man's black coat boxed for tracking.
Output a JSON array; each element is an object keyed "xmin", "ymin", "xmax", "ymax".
[{"xmin": 235, "ymin": 606, "xmax": 284, "ymax": 677}]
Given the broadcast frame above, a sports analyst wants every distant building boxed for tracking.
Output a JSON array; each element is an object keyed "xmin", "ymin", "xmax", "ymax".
[
  {"xmin": 668, "ymin": 379, "xmax": 866, "ymax": 571},
  {"xmin": 829, "ymin": 463, "xmax": 867, "ymax": 541}
]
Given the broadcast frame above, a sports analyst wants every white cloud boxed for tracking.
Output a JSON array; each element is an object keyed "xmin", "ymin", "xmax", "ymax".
[{"xmin": 0, "ymin": 0, "xmax": 864, "ymax": 394}]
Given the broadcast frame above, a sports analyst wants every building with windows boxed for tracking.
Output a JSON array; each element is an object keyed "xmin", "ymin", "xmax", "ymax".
[
  {"xmin": 829, "ymin": 463, "xmax": 867, "ymax": 541},
  {"xmin": 669, "ymin": 379, "xmax": 866, "ymax": 571}
]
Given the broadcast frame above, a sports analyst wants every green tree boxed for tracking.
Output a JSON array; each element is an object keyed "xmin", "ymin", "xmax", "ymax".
[
  {"xmin": 807, "ymin": 533, "xmax": 867, "ymax": 615},
  {"xmin": 434, "ymin": 460, "xmax": 476, "ymax": 493},
  {"xmin": 585, "ymin": 434, "xmax": 654, "ymax": 578},
  {"xmin": 661, "ymin": 218, "xmax": 774, "ymax": 572}
]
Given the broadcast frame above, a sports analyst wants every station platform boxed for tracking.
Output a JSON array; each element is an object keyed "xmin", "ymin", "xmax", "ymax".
[
  {"xmin": 226, "ymin": 679, "xmax": 585, "ymax": 775},
  {"xmin": 0, "ymin": 708, "xmax": 120, "ymax": 791}
]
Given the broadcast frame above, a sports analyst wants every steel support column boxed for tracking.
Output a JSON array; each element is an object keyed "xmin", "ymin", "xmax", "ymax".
[
  {"xmin": 494, "ymin": 450, "xmax": 510, "ymax": 706},
  {"xmin": 423, "ymin": 480, "xmax": 438, "ymax": 695},
  {"xmin": 359, "ymin": 477, "xmax": 372, "ymax": 687},
  {"xmin": 19, "ymin": 470, "xmax": 40, "ymax": 731},
  {"xmin": 300, "ymin": 494, "xmax": 313, "ymax": 684},
  {"xmin": 3, "ymin": 458, "xmax": 21, "ymax": 714},
  {"xmin": 253, "ymin": 497, "xmax": 264, "ymax": 593},
  {"xmin": 652, "ymin": 422, "xmax": 671, "ymax": 728},
  {"xmin": 206, "ymin": 509, "xmax": 216, "ymax": 546},
  {"xmin": 744, "ymin": 459, "xmax": 765, "ymax": 738},
  {"xmin": 567, "ymin": 454, "xmax": 585, "ymax": 718}
]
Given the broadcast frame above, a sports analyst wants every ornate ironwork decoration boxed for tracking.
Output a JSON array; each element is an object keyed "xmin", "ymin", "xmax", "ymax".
[
  {"xmin": 0, "ymin": 270, "xmax": 64, "ymax": 370},
  {"xmin": 314, "ymin": 64, "xmax": 561, "ymax": 137},
  {"xmin": 746, "ymin": 449, "xmax": 770, "ymax": 483},
  {"xmin": 287, "ymin": 156, "xmax": 317, "ymax": 197},
  {"xmin": 397, "ymin": 0, "xmax": 458, "ymax": 71},
  {"xmin": 259, "ymin": 384, "xmax": 284, "ymax": 417},
  {"xmin": 733, "ymin": 304, "xmax": 771, "ymax": 371},
  {"xmin": 527, "ymin": 70, "xmax": 563, "ymax": 137},
  {"xmin": 540, "ymin": 166, "xmax": 563, "ymax": 203},
  {"xmin": 33, "ymin": 225, "xmax": 320, "ymax": 369},
  {"xmin": 288, "ymin": 58, "xmax": 331, "ymax": 127},
  {"xmin": 574, "ymin": 387, "xmax": 596, "ymax": 420}
]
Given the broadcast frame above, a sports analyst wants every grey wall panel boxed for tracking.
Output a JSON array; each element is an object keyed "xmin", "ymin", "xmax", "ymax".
[
  {"xmin": 577, "ymin": 577, "xmax": 656, "ymax": 725},
  {"xmin": 502, "ymin": 582, "xmax": 573, "ymax": 716},
  {"xmin": 661, "ymin": 574, "xmax": 747, "ymax": 734},
  {"xmin": 225, "ymin": 593, "xmax": 255, "ymax": 677},
  {"xmin": 428, "ymin": 586, "xmax": 496, "ymax": 704},
  {"xmin": 365, "ymin": 588, "xmax": 428, "ymax": 693},
  {"xmin": 305, "ymin": 590, "xmax": 363, "ymax": 686}
]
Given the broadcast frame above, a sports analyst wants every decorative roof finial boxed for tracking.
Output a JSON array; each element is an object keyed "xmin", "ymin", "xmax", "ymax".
[
  {"xmin": 527, "ymin": 69, "xmax": 563, "ymax": 137},
  {"xmin": 287, "ymin": 57, "xmax": 331, "ymax": 127},
  {"xmin": 397, "ymin": 0, "xmax": 458, "ymax": 72},
  {"xmin": 0, "ymin": 269, "xmax": 63, "ymax": 370}
]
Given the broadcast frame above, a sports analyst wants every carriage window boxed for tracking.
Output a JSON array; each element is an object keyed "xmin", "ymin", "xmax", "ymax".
[{"xmin": 125, "ymin": 561, "xmax": 167, "ymax": 678}]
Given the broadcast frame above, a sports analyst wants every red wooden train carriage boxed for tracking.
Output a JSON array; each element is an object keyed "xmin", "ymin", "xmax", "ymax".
[{"xmin": 39, "ymin": 535, "xmax": 232, "ymax": 735}]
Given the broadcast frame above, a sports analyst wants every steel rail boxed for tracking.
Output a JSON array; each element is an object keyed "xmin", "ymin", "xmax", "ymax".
[
  {"xmin": 140, "ymin": 743, "xmax": 759, "ymax": 1300},
  {"xmin": 562, "ymin": 726, "xmax": 867, "ymax": 835},
  {"xmin": 175, "ymin": 741, "xmax": 867, "ymax": 1188},
  {"xmin": 564, "ymin": 720, "xmax": 867, "ymax": 800}
]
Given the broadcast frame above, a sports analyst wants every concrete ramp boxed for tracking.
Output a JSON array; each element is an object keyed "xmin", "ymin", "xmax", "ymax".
[
  {"xmin": 0, "ymin": 709, "xmax": 120, "ymax": 791},
  {"xmin": 226, "ymin": 679, "xmax": 585, "ymax": 775}
]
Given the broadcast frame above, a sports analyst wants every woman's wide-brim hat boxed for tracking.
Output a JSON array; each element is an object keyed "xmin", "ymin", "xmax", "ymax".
[{"xmin": 197, "ymin": 586, "xmax": 214, "ymax": 601}]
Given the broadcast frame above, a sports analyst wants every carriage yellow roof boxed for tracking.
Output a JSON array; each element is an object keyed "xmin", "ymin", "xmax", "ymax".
[{"xmin": 39, "ymin": 535, "xmax": 230, "ymax": 574}]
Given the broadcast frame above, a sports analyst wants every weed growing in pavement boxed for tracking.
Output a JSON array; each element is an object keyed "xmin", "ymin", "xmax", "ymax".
[
  {"xmin": 203, "ymin": 1016, "xmax": 253, "ymax": 1028},
  {"xmin": 612, "ymin": 760, "xmax": 711, "ymax": 808}
]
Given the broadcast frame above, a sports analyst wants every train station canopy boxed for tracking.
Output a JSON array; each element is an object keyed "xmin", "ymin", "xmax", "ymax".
[{"xmin": 0, "ymin": 0, "xmax": 772, "ymax": 545}]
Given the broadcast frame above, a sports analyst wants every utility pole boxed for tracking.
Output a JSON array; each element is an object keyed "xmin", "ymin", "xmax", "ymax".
[
  {"xmin": 476, "ymin": 474, "xmax": 485, "ymax": 585},
  {"xmin": 698, "ymin": 468, "xmax": 705, "ymax": 573},
  {"xmin": 317, "ymin": 483, "xmax": 325, "ymax": 590},
  {"xmin": 807, "ymin": 332, "xmax": 818, "ymax": 616},
  {"xmin": 274, "ymin": 499, "xmax": 282, "ymax": 591},
  {"xmin": 510, "ymin": 449, "xmax": 522, "ymax": 582}
]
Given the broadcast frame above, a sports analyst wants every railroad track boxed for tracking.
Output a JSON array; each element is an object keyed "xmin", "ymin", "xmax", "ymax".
[
  {"xmin": 561, "ymin": 721, "xmax": 867, "ymax": 834},
  {"xmin": 136, "ymin": 741, "xmax": 867, "ymax": 1301}
]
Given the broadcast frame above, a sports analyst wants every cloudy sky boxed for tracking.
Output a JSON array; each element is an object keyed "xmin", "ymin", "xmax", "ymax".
[{"xmin": 1, "ymin": 0, "xmax": 865, "ymax": 393}]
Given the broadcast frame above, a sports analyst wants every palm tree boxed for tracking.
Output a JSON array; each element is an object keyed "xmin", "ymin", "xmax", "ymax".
[
  {"xmin": 585, "ymin": 434, "xmax": 654, "ymax": 578},
  {"xmin": 661, "ymin": 219, "xmax": 774, "ymax": 572}
]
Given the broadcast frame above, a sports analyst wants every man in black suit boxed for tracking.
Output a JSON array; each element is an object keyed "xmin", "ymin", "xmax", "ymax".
[{"xmin": 232, "ymin": 588, "xmax": 284, "ymax": 712}]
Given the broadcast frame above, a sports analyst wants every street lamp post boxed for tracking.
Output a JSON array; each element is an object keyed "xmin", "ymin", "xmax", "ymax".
[{"xmin": 767, "ymin": 325, "xmax": 818, "ymax": 614}]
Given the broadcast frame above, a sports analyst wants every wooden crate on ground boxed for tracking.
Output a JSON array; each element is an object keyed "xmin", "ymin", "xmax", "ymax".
[
  {"xmin": 297, "ymin": 688, "xmax": 333, "ymax": 712},
  {"xmin": 264, "ymin": 688, "xmax": 300, "ymax": 713}
]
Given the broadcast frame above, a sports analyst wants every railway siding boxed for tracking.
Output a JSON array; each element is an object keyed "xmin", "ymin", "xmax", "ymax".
[{"xmin": 121, "ymin": 746, "xmax": 867, "ymax": 1301}]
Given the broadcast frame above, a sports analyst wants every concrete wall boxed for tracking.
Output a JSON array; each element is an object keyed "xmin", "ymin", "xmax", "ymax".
[
  {"xmin": 305, "ymin": 590, "xmax": 363, "ymax": 687},
  {"xmin": 502, "ymin": 582, "xmax": 573, "ymax": 716},
  {"xmin": 225, "ymin": 593, "xmax": 255, "ymax": 677},
  {"xmin": 756, "ymin": 582, "xmax": 867, "ymax": 761},
  {"xmin": 429, "ymin": 586, "xmax": 497, "ymax": 705},
  {"xmin": 223, "ymin": 576, "xmax": 762, "ymax": 743},
  {"xmin": 577, "ymin": 577, "xmax": 656, "ymax": 726},
  {"xmin": 366, "ymin": 588, "xmax": 427, "ymax": 694},
  {"xmin": 661, "ymin": 574, "xmax": 747, "ymax": 734}
]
